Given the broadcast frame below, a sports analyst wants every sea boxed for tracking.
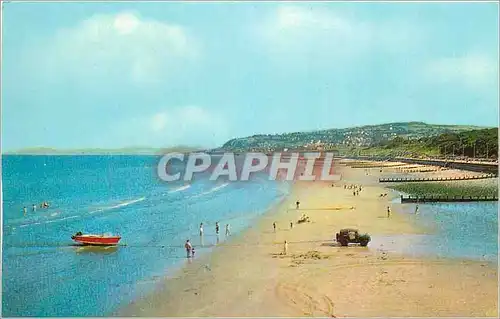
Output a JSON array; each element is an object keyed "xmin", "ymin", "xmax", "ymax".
[
  {"xmin": 1, "ymin": 155, "xmax": 290, "ymax": 317},
  {"xmin": 2, "ymin": 155, "xmax": 498, "ymax": 317},
  {"xmin": 374, "ymin": 199, "xmax": 498, "ymax": 263}
]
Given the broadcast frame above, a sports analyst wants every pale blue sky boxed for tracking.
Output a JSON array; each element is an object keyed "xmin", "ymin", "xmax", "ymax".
[{"xmin": 2, "ymin": 1, "xmax": 498, "ymax": 150}]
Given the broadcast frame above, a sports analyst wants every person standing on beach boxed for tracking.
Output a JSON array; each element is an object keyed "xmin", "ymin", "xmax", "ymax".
[
  {"xmin": 296, "ymin": 201, "xmax": 300, "ymax": 209},
  {"xmin": 32, "ymin": 204, "xmax": 36, "ymax": 212},
  {"xmin": 283, "ymin": 240, "xmax": 288, "ymax": 255},
  {"xmin": 225, "ymin": 224, "xmax": 230, "ymax": 236},
  {"xmin": 290, "ymin": 221, "xmax": 293, "ymax": 229},
  {"xmin": 415, "ymin": 205, "xmax": 419, "ymax": 214},
  {"xmin": 215, "ymin": 222, "xmax": 220, "ymax": 235},
  {"xmin": 23, "ymin": 206, "xmax": 27, "ymax": 215},
  {"xmin": 199, "ymin": 223, "xmax": 204, "ymax": 237},
  {"xmin": 387, "ymin": 206, "xmax": 391, "ymax": 218},
  {"xmin": 273, "ymin": 222, "xmax": 276, "ymax": 232},
  {"xmin": 184, "ymin": 240, "xmax": 192, "ymax": 258}
]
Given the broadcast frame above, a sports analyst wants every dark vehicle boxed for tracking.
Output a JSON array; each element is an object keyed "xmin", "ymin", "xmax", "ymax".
[{"xmin": 335, "ymin": 228, "xmax": 371, "ymax": 247}]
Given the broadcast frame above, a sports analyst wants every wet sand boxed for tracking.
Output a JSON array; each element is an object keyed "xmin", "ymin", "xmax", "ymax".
[{"xmin": 120, "ymin": 164, "xmax": 498, "ymax": 317}]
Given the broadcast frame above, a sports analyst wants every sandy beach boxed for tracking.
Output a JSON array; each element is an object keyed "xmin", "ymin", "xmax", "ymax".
[{"xmin": 121, "ymin": 164, "xmax": 498, "ymax": 317}]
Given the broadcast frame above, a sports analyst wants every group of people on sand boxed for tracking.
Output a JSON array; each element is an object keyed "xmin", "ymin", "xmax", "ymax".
[
  {"xmin": 23, "ymin": 202, "xmax": 50, "ymax": 214},
  {"xmin": 271, "ymin": 212, "xmax": 310, "ymax": 234},
  {"xmin": 297, "ymin": 213, "xmax": 310, "ymax": 224},
  {"xmin": 273, "ymin": 200, "xmax": 313, "ymax": 256},
  {"xmin": 344, "ymin": 184, "xmax": 362, "ymax": 196}
]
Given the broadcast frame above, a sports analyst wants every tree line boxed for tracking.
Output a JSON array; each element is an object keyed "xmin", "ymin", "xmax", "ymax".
[{"xmin": 378, "ymin": 128, "xmax": 498, "ymax": 158}]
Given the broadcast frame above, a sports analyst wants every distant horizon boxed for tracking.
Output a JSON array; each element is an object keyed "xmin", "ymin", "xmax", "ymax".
[{"xmin": 3, "ymin": 121, "xmax": 494, "ymax": 154}]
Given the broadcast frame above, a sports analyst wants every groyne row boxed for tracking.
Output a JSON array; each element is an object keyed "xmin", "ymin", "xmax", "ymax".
[
  {"xmin": 380, "ymin": 174, "xmax": 496, "ymax": 183},
  {"xmin": 400, "ymin": 195, "xmax": 498, "ymax": 203}
]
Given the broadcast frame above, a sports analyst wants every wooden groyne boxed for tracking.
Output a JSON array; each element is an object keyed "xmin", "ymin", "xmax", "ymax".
[
  {"xmin": 343, "ymin": 156, "xmax": 498, "ymax": 175},
  {"xmin": 398, "ymin": 168, "xmax": 450, "ymax": 173},
  {"xmin": 379, "ymin": 174, "xmax": 496, "ymax": 183},
  {"xmin": 350, "ymin": 163, "xmax": 409, "ymax": 169},
  {"xmin": 395, "ymin": 165, "xmax": 422, "ymax": 170},
  {"xmin": 400, "ymin": 195, "xmax": 498, "ymax": 203}
]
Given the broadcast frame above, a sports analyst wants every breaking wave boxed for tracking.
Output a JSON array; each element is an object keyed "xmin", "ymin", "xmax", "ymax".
[
  {"xmin": 167, "ymin": 184, "xmax": 191, "ymax": 194},
  {"xmin": 193, "ymin": 183, "xmax": 229, "ymax": 198}
]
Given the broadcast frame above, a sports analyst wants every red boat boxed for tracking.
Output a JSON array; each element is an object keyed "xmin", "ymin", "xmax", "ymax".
[{"xmin": 71, "ymin": 232, "xmax": 121, "ymax": 246}]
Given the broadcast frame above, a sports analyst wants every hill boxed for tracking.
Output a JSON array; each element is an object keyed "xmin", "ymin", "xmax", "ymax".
[{"xmin": 219, "ymin": 122, "xmax": 489, "ymax": 152}]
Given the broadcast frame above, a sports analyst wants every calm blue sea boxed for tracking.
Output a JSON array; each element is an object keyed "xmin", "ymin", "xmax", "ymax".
[
  {"xmin": 2, "ymin": 155, "xmax": 290, "ymax": 317},
  {"xmin": 374, "ymin": 200, "xmax": 498, "ymax": 263}
]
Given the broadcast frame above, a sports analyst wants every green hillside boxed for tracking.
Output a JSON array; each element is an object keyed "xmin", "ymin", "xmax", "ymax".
[
  {"xmin": 362, "ymin": 128, "xmax": 498, "ymax": 158},
  {"xmin": 219, "ymin": 122, "xmax": 490, "ymax": 153}
]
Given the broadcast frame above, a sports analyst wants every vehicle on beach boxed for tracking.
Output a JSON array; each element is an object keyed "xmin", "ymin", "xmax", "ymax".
[
  {"xmin": 71, "ymin": 232, "xmax": 121, "ymax": 246},
  {"xmin": 335, "ymin": 228, "xmax": 371, "ymax": 247}
]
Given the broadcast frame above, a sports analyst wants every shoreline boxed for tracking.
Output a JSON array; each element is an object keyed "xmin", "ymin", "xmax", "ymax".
[
  {"xmin": 120, "ymin": 164, "xmax": 498, "ymax": 317},
  {"xmin": 116, "ymin": 180, "xmax": 301, "ymax": 315}
]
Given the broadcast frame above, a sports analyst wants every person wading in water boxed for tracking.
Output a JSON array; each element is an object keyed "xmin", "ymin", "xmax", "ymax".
[{"xmin": 185, "ymin": 240, "xmax": 192, "ymax": 258}]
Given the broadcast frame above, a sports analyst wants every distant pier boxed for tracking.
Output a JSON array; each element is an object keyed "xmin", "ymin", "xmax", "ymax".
[
  {"xmin": 400, "ymin": 195, "xmax": 498, "ymax": 203},
  {"xmin": 379, "ymin": 174, "xmax": 496, "ymax": 183}
]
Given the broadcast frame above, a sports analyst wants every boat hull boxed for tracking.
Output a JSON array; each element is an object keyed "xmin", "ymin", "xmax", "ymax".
[{"xmin": 72, "ymin": 235, "xmax": 121, "ymax": 246}]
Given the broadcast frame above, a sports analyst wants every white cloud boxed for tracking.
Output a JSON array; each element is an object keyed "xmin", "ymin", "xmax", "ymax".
[
  {"xmin": 151, "ymin": 112, "xmax": 169, "ymax": 132},
  {"xmin": 258, "ymin": 6, "xmax": 422, "ymax": 60},
  {"xmin": 106, "ymin": 106, "xmax": 229, "ymax": 148},
  {"xmin": 28, "ymin": 11, "xmax": 199, "ymax": 85},
  {"xmin": 274, "ymin": 6, "xmax": 353, "ymax": 32},
  {"xmin": 425, "ymin": 53, "xmax": 499, "ymax": 89}
]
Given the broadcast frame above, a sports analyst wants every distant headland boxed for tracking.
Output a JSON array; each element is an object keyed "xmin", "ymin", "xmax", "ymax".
[
  {"xmin": 4, "ymin": 122, "xmax": 496, "ymax": 157},
  {"xmin": 3, "ymin": 146, "xmax": 204, "ymax": 155}
]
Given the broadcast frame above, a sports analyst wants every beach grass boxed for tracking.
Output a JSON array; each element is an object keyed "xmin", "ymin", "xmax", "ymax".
[{"xmin": 389, "ymin": 182, "xmax": 498, "ymax": 198}]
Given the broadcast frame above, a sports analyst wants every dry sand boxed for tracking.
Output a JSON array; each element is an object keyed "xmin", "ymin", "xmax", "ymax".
[{"xmin": 121, "ymin": 165, "xmax": 498, "ymax": 317}]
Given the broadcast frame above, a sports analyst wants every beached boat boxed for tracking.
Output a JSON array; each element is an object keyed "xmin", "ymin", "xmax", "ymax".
[{"xmin": 71, "ymin": 232, "xmax": 121, "ymax": 246}]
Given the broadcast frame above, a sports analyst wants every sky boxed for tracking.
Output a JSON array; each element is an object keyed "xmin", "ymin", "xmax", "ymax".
[{"xmin": 2, "ymin": 1, "xmax": 499, "ymax": 151}]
